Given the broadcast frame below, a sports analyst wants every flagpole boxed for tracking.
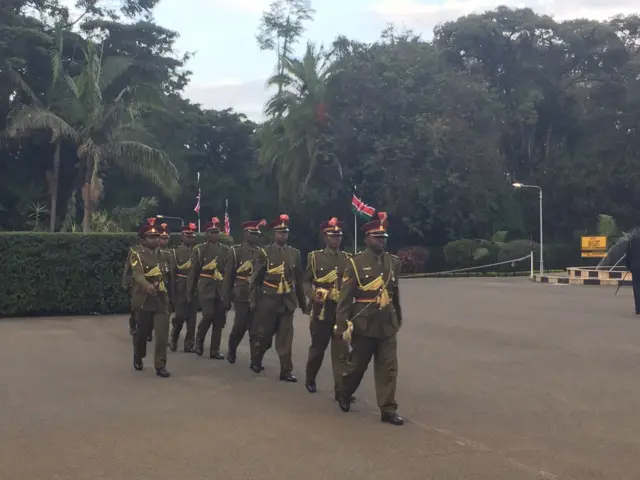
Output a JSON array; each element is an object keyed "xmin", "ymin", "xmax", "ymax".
[
  {"xmin": 197, "ymin": 172, "xmax": 201, "ymax": 233},
  {"xmin": 353, "ymin": 185, "xmax": 357, "ymax": 254}
]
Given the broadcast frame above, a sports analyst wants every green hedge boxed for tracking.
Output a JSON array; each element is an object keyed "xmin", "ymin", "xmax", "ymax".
[{"xmin": 0, "ymin": 232, "xmax": 232, "ymax": 318}]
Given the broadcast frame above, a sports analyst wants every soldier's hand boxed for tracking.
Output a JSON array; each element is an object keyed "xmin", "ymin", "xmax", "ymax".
[
  {"xmin": 145, "ymin": 284, "xmax": 156, "ymax": 295},
  {"xmin": 249, "ymin": 302, "xmax": 256, "ymax": 311}
]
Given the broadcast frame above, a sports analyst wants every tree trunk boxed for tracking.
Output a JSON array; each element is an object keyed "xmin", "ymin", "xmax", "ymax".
[
  {"xmin": 82, "ymin": 163, "xmax": 92, "ymax": 233},
  {"xmin": 49, "ymin": 141, "xmax": 61, "ymax": 232}
]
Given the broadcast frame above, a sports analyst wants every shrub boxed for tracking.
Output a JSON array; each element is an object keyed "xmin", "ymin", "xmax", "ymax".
[
  {"xmin": 443, "ymin": 239, "xmax": 482, "ymax": 269},
  {"xmin": 396, "ymin": 246, "xmax": 430, "ymax": 273},
  {"xmin": 0, "ymin": 232, "xmax": 233, "ymax": 317}
]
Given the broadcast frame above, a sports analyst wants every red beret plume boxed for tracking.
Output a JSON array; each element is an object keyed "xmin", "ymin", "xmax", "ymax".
[
  {"xmin": 211, "ymin": 217, "xmax": 220, "ymax": 225},
  {"xmin": 147, "ymin": 217, "xmax": 156, "ymax": 226},
  {"xmin": 328, "ymin": 217, "xmax": 338, "ymax": 227},
  {"xmin": 377, "ymin": 212, "xmax": 388, "ymax": 224},
  {"xmin": 189, "ymin": 223, "xmax": 197, "ymax": 230},
  {"xmin": 258, "ymin": 219, "xmax": 267, "ymax": 227},
  {"xmin": 279, "ymin": 214, "xmax": 289, "ymax": 222},
  {"xmin": 160, "ymin": 223, "xmax": 168, "ymax": 229}
]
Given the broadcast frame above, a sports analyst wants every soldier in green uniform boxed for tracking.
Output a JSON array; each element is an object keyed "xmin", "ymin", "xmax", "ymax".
[
  {"xmin": 188, "ymin": 217, "xmax": 230, "ymax": 359},
  {"xmin": 122, "ymin": 238, "xmax": 142, "ymax": 336},
  {"xmin": 248, "ymin": 214, "xmax": 308, "ymax": 381},
  {"xmin": 169, "ymin": 222, "xmax": 198, "ymax": 352},
  {"xmin": 223, "ymin": 219, "xmax": 265, "ymax": 364},
  {"xmin": 130, "ymin": 218, "xmax": 171, "ymax": 378},
  {"xmin": 335, "ymin": 212, "xmax": 404, "ymax": 425},
  {"xmin": 303, "ymin": 217, "xmax": 352, "ymax": 400}
]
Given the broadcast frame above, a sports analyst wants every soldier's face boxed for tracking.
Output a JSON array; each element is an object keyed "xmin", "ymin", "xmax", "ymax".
[
  {"xmin": 365, "ymin": 234, "xmax": 386, "ymax": 252},
  {"xmin": 159, "ymin": 237, "xmax": 168, "ymax": 248},
  {"xmin": 146, "ymin": 235, "xmax": 159, "ymax": 248},
  {"xmin": 274, "ymin": 231, "xmax": 288, "ymax": 245},
  {"xmin": 246, "ymin": 231, "xmax": 260, "ymax": 245},
  {"xmin": 182, "ymin": 233, "xmax": 195, "ymax": 246},
  {"xmin": 325, "ymin": 234, "xmax": 342, "ymax": 249},
  {"xmin": 206, "ymin": 230, "xmax": 220, "ymax": 242}
]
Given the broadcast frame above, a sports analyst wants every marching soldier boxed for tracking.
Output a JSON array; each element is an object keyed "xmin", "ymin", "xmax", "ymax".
[
  {"xmin": 122, "ymin": 237, "xmax": 142, "ymax": 336},
  {"xmin": 130, "ymin": 218, "xmax": 171, "ymax": 378},
  {"xmin": 188, "ymin": 217, "xmax": 230, "ymax": 359},
  {"xmin": 169, "ymin": 223, "xmax": 198, "ymax": 352},
  {"xmin": 335, "ymin": 212, "xmax": 404, "ymax": 425},
  {"xmin": 223, "ymin": 219, "xmax": 266, "ymax": 364},
  {"xmin": 303, "ymin": 217, "xmax": 352, "ymax": 400},
  {"xmin": 248, "ymin": 214, "xmax": 308, "ymax": 381}
]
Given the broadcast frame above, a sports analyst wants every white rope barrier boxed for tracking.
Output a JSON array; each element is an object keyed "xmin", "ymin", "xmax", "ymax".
[{"xmin": 400, "ymin": 254, "xmax": 533, "ymax": 279}]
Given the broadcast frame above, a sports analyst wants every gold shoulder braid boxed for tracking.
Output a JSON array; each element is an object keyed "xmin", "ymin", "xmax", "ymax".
[
  {"xmin": 237, "ymin": 260, "xmax": 252, "ymax": 274},
  {"xmin": 177, "ymin": 258, "xmax": 192, "ymax": 271},
  {"xmin": 337, "ymin": 255, "xmax": 393, "ymax": 341},
  {"xmin": 202, "ymin": 257, "xmax": 223, "ymax": 281},
  {"xmin": 266, "ymin": 262, "xmax": 291, "ymax": 294},
  {"xmin": 145, "ymin": 265, "xmax": 167, "ymax": 293},
  {"xmin": 311, "ymin": 251, "xmax": 339, "ymax": 320}
]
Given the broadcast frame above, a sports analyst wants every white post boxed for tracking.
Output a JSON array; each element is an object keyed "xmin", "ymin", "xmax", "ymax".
[
  {"xmin": 530, "ymin": 251, "xmax": 534, "ymax": 279},
  {"xmin": 539, "ymin": 188, "xmax": 544, "ymax": 274},
  {"xmin": 354, "ymin": 213, "xmax": 357, "ymax": 254}
]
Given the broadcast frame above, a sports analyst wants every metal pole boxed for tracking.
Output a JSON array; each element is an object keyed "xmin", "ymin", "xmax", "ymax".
[
  {"xmin": 539, "ymin": 188, "xmax": 544, "ymax": 274},
  {"xmin": 530, "ymin": 251, "xmax": 534, "ymax": 278},
  {"xmin": 354, "ymin": 213, "xmax": 357, "ymax": 254}
]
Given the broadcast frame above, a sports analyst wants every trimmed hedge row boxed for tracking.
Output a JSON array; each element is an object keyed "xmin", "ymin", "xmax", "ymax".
[
  {"xmin": 0, "ymin": 232, "xmax": 592, "ymax": 317},
  {"xmin": 0, "ymin": 232, "xmax": 232, "ymax": 318}
]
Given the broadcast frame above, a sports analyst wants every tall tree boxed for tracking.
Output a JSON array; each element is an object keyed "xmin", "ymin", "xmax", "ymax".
[
  {"xmin": 256, "ymin": 0, "xmax": 315, "ymax": 93},
  {"xmin": 7, "ymin": 40, "xmax": 178, "ymax": 232},
  {"xmin": 259, "ymin": 42, "xmax": 337, "ymax": 205}
]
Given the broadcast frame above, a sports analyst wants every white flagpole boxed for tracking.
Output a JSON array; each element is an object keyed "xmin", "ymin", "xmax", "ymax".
[
  {"xmin": 197, "ymin": 172, "xmax": 201, "ymax": 233},
  {"xmin": 353, "ymin": 185, "xmax": 357, "ymax": 254}
]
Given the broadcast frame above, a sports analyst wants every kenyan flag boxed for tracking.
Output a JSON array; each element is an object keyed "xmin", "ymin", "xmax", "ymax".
[{"xmin": 351, "ymin": 194, "xmax": 375, "ymax": 220}]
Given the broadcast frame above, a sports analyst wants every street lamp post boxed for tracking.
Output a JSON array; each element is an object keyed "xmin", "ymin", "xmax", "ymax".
[
  {"xmin": 513, "ymin": 183, "xmax": 543, "ymax": 274},
  {"xmin": 156, "ymin": 215, "xmax": 185, "ymax": 227}
]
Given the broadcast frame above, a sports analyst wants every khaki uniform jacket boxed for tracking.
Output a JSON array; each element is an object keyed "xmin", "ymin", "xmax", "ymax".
[
  {"xmin": 249, "ymin": 243, "xmax": 307, "ymax": 312},
  {"xmin": 187, "ymin": 242, "xmax": 230, "ymax": 302},
  {"xmin": 303, "ymin": 248, "xmax": 351, "ymax": 322},
  {"xmin": 129, "ymin": 245, "xmax": 171, "ymax": 312},
  {"xmin": 336, "ymin": 249, "xmax": 402, "ymax": 339},
  {"xmin": 169, "ymin": 244, "xmax": 195, "ymax": 303},
  {"xmin": 222, "ymin": 241, "xmax": 259, "ymax": 306}
]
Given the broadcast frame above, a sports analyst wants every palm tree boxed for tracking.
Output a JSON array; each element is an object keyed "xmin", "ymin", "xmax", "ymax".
[
  {"xmin": 7, "ymin": 38, "xmax": 178, "ymax": 232},
  {"xmin": 259, "ymin": 41, "xmax": 340, "ymax": 204}
]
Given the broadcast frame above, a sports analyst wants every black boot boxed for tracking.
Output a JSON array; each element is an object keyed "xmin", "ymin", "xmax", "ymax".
[
  {"xmin": 156, "ymin": 367, "xmax": 171, "ymax": 378},
  {"xmin": 305, "ymin": 381, "xmax": 317, "ymax": 393},
  {"xmin": 183, "ymin": 344, "xmax": 195, "ymax": 353},
  {"xmin": 227, "ymin": 346, "xmax": 237, "ymax": 364},
  {"xmin": 335, "ymin": 393, "xmax": 356, "ymax": 403},
  {"xmin": 210, "ymin": 352, "xmax": 225, "ymax": 360},
  {"xmin": 195, "ymin": 343, "xmax": 204, "ymax": 356},
  {"xmin": 337, "ymin": 395, "xmax": 351, "ymax": 412},
  {"xmin": 133, "ymin": 356, "xmax": 143, "ymax": 371},
  {"xmin": 168, "ymin": 328, "xmax": 179, "ymax": 352},
  {"xmin": 279, "ymin": 373, "xmax": 298, "ymax": 383},
  {"xmin": 381, "ymin": 412, "xmax": 404, "ymax": 426}
]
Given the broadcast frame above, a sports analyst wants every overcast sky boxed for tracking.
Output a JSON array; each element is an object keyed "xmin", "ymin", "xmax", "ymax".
[{"xmin": 71, "ymin": 0, "xmax": 640, "ymax": 121}]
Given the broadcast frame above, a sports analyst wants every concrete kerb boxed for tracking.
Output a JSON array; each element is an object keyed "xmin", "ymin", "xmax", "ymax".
[{"xmin": 531, "ymin": 266, "xmax": 633, "ymax": 286}]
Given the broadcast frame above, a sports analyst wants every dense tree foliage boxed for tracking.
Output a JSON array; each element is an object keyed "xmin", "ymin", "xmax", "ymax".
[{"xmin": 2, "ymin": 2, "xmax": 639, "ymax": 263}]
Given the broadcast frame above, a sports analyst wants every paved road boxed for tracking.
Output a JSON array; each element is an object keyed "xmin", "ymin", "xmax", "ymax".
[{"xmin": 1, "ymin": 279, "xmax": 638, "ymax": 479}]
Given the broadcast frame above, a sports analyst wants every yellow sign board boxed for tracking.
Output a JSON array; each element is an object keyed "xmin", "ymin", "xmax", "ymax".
[
  {"xmin": 581, "ymin": 251, "xmax": 607, "ymax": 258},
  {"xmin": 581, "ymin": 236, "xmax": 607, "ymax": 250}
]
